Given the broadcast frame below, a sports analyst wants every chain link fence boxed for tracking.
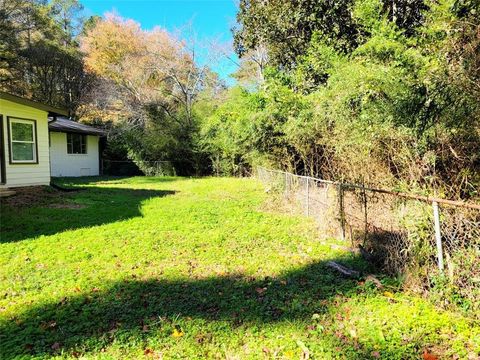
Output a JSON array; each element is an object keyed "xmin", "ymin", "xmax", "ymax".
[
  {"xmin": 101, "ymin": 160, "xmax": 176, "ymax": 177},
  {"xmin": 257, "ymin": 166, "xmax": 480, "ymax": 308}
]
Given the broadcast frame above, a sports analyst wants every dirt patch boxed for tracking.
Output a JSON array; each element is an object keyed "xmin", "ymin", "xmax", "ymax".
[{"xmin": 0, "ymin": 186, "xmax": 76, "ymax": 208}]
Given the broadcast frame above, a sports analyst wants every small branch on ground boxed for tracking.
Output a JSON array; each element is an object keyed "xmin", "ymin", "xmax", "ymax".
[{"xmin": 326, "ymin": 261, "xmax": 360, "ymax": 278}]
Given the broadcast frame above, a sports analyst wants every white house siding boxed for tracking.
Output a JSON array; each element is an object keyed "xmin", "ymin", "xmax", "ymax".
[
  {"xmin": 49, "ymin": 132, "xmax": 100, "ymax": 177},
  {"xmin": 0, "ymin": 99, "xmax": 51, "ymax": 188}
]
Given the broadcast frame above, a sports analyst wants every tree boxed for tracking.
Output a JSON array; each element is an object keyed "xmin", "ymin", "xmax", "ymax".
[
  {"xmin": 233, "ymin": 0, "xmax": 429, "ymax": 72},
  {"xmin": 81, "ymin": 14, "xmax": 212, "ymax": 125},
  {"xmin": 233, "ymin": 0, "xmax": 362, "ymax": 69},
  {"xmin": 231, "ymin": 45, "xmax": 269, "ymax": 88},
  {"xmin": 0, "ymin": 0, "xmax": 90, "ymax": 111},
  {"xmin": 81, "ymin": 14, "xmax": 223, "ymax": 174},
  {"xmin": 203, "ymin": 0, "xmax": 479, "ymax": 196},
  {"xmin": 48, "ymin": 0, "xmax": 84, "ymax": 45}
]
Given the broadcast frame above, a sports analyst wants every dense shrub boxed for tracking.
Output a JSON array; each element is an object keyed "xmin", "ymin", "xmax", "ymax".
[{"xmin": 203, "ymin": 0, "xmax": 480, "ymax": 197}]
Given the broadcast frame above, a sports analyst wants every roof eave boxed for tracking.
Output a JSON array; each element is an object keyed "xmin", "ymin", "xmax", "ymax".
[
  {"xmin": 0, "ymin": 92, "xmax": 69, "ymax": 116},
  {"xmin": 49, "ymin": 129, "xmax": 105, "ymax": 136}
]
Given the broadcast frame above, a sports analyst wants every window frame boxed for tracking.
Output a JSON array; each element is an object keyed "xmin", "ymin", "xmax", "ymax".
[
  {"xmin": 7, "ymin": 117, "xmax": 38, "ymax": 165},
  {"xmin": 0, "ymin": 115, "xmax": 6, "ymax": 183},
  {"xmin": 66, "ymin": 132, "xmax": 88, "ymax": 155}
]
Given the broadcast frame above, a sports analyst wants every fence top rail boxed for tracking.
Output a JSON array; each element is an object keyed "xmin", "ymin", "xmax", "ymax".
[
  {"xmin": 103, "ymin": 160, "xmax": 172, "ymax": 163},
  {"xmin": 257, "ymin": 166, "xmax": 480, "ymax": 210}
]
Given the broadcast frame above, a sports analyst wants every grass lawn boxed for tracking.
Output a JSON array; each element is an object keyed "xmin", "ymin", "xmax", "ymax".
[{"xmin": 0, "ymin": 176, "xmax": 479, "ymax": 359}]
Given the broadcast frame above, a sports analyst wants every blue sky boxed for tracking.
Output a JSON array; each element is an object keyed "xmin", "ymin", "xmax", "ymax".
[{"xmin": 81, "ymin": 0, "xmax": 239, "ymax": 83}]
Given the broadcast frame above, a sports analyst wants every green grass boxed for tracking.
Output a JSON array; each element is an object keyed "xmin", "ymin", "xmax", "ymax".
[{"xmin": 0, "ymin": 176, "xmax": 479, "ymax": 359}]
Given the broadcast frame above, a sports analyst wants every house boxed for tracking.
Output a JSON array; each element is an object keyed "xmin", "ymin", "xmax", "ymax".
[
  {"xmin": 0, "ymin": 92, "xmax": 68, "ymax": 188},
  {"xmin": 49, "ymin": 117, "xmax": 104, "ymax": 177},
  {"xmin": 0, "ymin": 92, "xmax": 105, "ymax": 189}
]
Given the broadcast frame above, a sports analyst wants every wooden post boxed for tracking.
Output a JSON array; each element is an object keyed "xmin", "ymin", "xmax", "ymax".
[{"xmin": 432, "ymin": 201, "xmax": 444, "ymax": 273}]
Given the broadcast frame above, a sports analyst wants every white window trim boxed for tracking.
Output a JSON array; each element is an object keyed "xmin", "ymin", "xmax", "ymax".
[{"xmin": 8, "ymin": 117, "xmax": 38, "ymax": 164}]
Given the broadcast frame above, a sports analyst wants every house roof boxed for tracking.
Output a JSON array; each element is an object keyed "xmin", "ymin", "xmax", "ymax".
[
  {"xmin": 49, "ymin": 117, "xmax": 105, "ymax": 136},
  {"xmin": 0, "ymin": 91, "xmax": 69, "ymax": 116}
]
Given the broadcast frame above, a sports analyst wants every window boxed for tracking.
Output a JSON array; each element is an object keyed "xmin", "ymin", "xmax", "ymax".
[
  {"xmin": 8, "ymin": 118, "xmax": 37, "ymax": 163},
  {"xmin": 67, "ymin": 133, "xmax": 87, "ymax": 154}
]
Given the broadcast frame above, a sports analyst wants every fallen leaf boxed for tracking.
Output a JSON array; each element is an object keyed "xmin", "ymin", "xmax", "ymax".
[
  {"xmin": 365, "ymin": 275, "xmax": 384, "ymax": 289},
  {"xmin": 172, "ymin": 328, "xmax": 184, "ymax": 338},
  {"xmin": 255, "ymin": 287, "xmax": 267, "ymax": 295},
  {"xmin": 383, "ymin": 291, "xmax": 394, "ymax": 298},
  {"xmin": 195, "ymin": 332, "xmax": 212, "ymax": 344},
  {"xmin": 422, "ymin": 350, "xmax": 438, "ymax": 360},
  {"xmin": 144, "ymin": 348, "xmax": 154, "ymax": 356},
  {"xmin": 371, "ymin": 350, "xmax": 380, "ymax": 358},
  {"xmin": 40, "ymin": 321, "xmax": 57, "ymax": 330}
]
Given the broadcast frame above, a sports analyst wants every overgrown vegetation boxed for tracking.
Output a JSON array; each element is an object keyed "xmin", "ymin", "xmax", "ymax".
[
  {"xmin": 2, "ymin": 0, "xmax": 478, "ymax": 189},
  {"xmin": 208, "ymin": 0, "xmax": 480, "ymax": 200},
  {"xmin": 1, "ymin": 0, "xmax": 479, "ymax": 329},
  {"xmin": 1, "ymin": 177, "xmax": 479, "ymax": 359}
]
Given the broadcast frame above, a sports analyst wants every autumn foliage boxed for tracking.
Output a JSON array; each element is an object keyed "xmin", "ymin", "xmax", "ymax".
[{"xmin": 79, "ymin": 13, "xmax": 211, "ymax": 174}]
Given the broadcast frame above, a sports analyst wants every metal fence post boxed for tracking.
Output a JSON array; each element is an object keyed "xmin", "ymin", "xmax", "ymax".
[
  {"xmin": 306, "ymin": 178, "xmax": 310, "ymax": 216},
  {"xmin": 432, "ymin": 201, "xmax": 444, "ymax": 273},
  {"xmin": 362, "ymin": 185, "xmax": 368, "ymax": 245},
  {"xmin": 285, "ymin": 172, "xmax": 288, "ymax": 197},
  {"xmin": 338, "ymin": 184, "xmax": 346, "ymax": 241}
]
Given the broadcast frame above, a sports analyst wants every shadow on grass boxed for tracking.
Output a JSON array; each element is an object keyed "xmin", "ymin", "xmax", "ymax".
[
  {"xmin": 0, "ymin": 256, "xmax": 411, "ymax": 359},
  {"xmin": 54, "ymin": 175, "xmax": 188, "ymax": 187},
  {"xmin": 0, "ymin": 184, "xmax": 176, "ymax": 243}
]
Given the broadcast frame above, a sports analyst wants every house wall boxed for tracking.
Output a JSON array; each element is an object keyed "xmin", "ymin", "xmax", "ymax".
[
  {"xmin": 0, "ymin": 99, "xmax": 51, "ymax": 188},
  {"xmin": 49, "ymin": 132, "xmax": 100, "ymax": 177}
]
